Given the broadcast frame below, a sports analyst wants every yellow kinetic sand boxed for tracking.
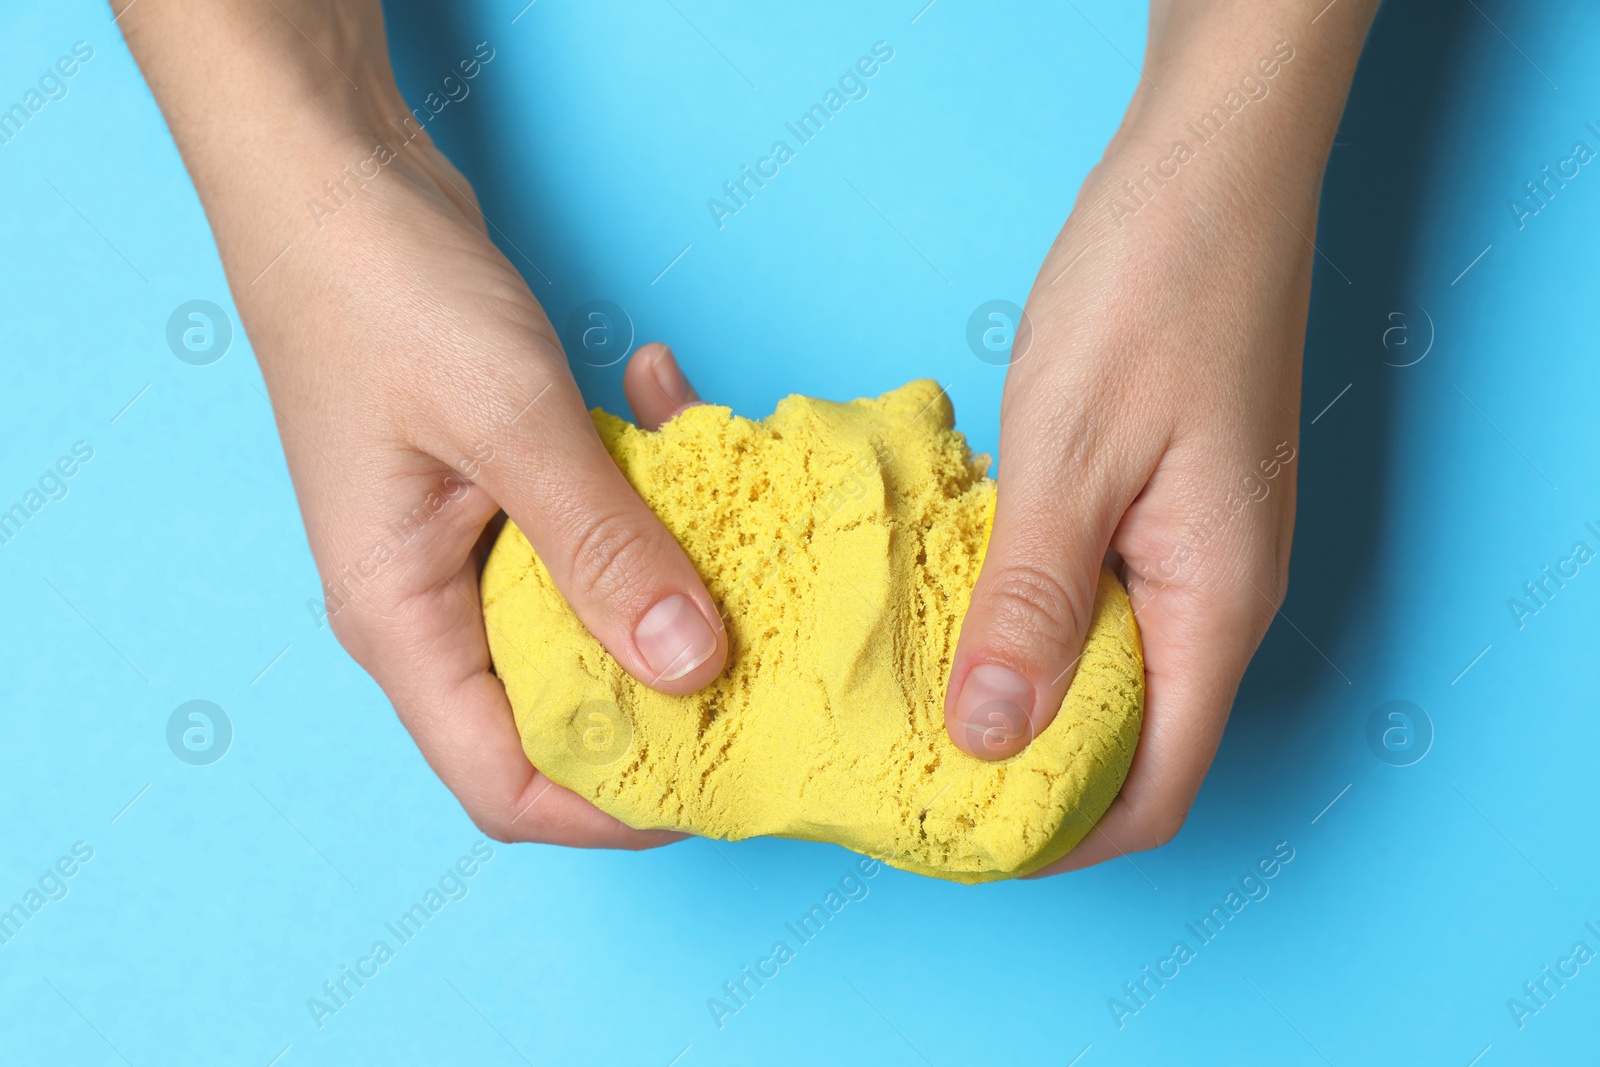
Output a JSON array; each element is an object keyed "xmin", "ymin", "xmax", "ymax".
[{"xmin": 481, "ymin": 380, "xmax": 1143, "ymax": 884}]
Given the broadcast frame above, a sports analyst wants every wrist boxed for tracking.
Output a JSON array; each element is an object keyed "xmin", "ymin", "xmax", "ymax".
[
  {"xmin": 1073, "ymin": 3, "xmax": 1377, "ymax": 247},
  {"xmin": 116, "ymin": 1, "xmax": 467, "ymax": 284},
  {"xmin": 117, "ymin": 0, "xmax": 407, "ymax": 192},
  {"xmin": 1131, "ymin": 2, "xmax": 1377, "ymax": 159}
]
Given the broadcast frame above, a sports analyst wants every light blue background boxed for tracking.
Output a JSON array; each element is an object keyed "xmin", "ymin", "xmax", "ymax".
[{"xmin": 1, "ymin": 0, "xmax": 1596, "ymax": 1063}]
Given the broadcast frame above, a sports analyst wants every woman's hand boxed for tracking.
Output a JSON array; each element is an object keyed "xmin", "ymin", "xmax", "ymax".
[
  {"xmin": 944, "ymin": 0, "xmax": 1380, "ymax": 874},
  {"xmin": 118, "ymin": 0, "xmax": 723, "ymax": 847}
]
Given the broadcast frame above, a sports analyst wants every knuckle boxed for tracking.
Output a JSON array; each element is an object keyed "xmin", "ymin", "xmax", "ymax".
[
  {"xmin": 566, "ymin": 511, "xmax": 663, "ymax": 605},
  {"xmin": 325, "ymin": 602, "xmax": 382, "ymax": 667},
  {"xmin": 618, "ymin": 835, "xmax": 665, "ymax": 853},
  {"xmin": 1141, "ymin": 805, "xmax": 1189, "ymax": 850},
  {"xmin": 1252, "ymin": 587, "xmax": 1288, "ymax": 646},
  {"xmin": 982, "ymin": 562, "xmax": 1090, "ymax": 656},
  {"xmin": 467, "ymin": 793, "xmax": 539, "ymax": 845},
  {"xmin": 325, "ymin": 607, "xmax": 363, "ymax": 653},
  {"xmin": 1270, "ymin": 522, "xmax": 1295, "ymax": 608},
  {"xmin": 471, "ymin": 808, "xmax": 517, "ymax": 845},
  {"xmin": 1265, "ymin": 565, "xmax": 1290, "ymax": 613},
  {"xmin": 469, "ymin": 780, "xmax": 585, "ymax": 848}
]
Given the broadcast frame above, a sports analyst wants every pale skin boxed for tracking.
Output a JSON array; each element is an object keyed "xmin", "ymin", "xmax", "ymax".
[{"xmin": 116, "ymin": 0, "xmax": 1379, "ymax": 873}]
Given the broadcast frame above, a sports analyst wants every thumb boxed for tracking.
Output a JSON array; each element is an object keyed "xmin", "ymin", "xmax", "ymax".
[
  {"xmin": 946, "ymin": 410, "xmax": 1148, "ymax": 759},
  {"xmin": 471, "ymin": 367, "xmax": 727, "ymax": 694}
]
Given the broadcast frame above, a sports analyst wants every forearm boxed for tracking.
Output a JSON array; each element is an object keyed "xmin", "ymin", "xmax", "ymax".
[
  {"xmin": 112, "ymin": 0, "xmax": 407, "ymax": 261},
  {"xmin": 1089, "ymin": 0, "xmax": 1379, "ymax": 236}
]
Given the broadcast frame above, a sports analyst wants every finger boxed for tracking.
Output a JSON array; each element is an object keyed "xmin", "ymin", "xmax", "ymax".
[
  {"xmin": 623, "ymin": 343, "xmax": 703, "ymax": 430},
  {"xmin": 467, "ymin": 363, "xmax": 727, "ymax": 695},
  {"xmin": 1024, "ymin": 568, "xmax": 1273, "ymax": 875},
  {"xmin": 339, "ymin": 508, "xmax": 684, "ymax": 849},
  {"xmin": 945, "ymin": 390, "xmax": 1154, "ymax": 760}
]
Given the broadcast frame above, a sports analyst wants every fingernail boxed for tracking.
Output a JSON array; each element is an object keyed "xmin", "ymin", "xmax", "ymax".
[
  {"xmin": 650, "ymin": 347, "xmax": 698, "ymax": 408},
  {"xmin": 953, "ymin": 664, "xmax": 1036, "ymax": 758},
  {"xmin": 635, "ymin": 593, "xmax": 718, "ymax": 683}
]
